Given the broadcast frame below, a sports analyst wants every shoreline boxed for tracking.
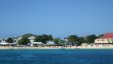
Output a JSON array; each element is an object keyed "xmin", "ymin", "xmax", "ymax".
[{"xmin": 0, "ymin": 46, "xmax": 113, "ymax": 50}]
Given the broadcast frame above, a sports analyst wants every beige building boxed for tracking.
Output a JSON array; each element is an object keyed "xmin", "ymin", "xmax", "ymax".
[{"xmin": 94, "ymin": 33, "xmax": 113, "ymax": 44}]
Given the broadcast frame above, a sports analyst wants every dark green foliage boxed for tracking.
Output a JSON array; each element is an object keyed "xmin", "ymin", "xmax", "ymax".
[
  {"xmin": 53, "ymin": 38, "xmax": 65, "ymax": 46},
  {"xmin": 67, "ymin": 34, "xmax": 97, "ymax": 46},
  {"xmin": 0, "ymin": 40, "xmax": 1, "ymax": 42},
  {"xmin": 34, "ymin": 35, "xmax": 43, "ymax": 42},
  {"xmin": 59, "ymin": 40, "xmax": 65, "ymax": 46},
  {"xmin": 77, "ymin": 37, "xmax": 85, "ymax": 46},
  {"xmin": 85, "ymin": 34, "xmax": 97, "ymax": 44},
  {"xmin": 53, "ymin": 38, "xmax": 61, "ymax": 45},
  {"xmin": 22, "ymin": 33, "xmax": 36, "ymax": 38},
  {"xmin": 6, "ymin": 37, "xmax": 14, "ymax": 43},
  {"xmin": 42, "ymin": 34, "xmax": 53, "ymax": 41},
  {"xmin": 34, "ymin": 34, "xmax": 53, "ymax": 44},
  {"xmin": 97, "ymin": 34, "xmax": 104, "ymax": 38},
  {"xmin": 14, "ymin": 33, "xmax": 100, "ymax": 46},
  {"xmin": 18, "ymin": 37, "xmax": 30, "ymax": 45},
  {"xmin": 68, "ymin": 35, "xmax": 79, "ymax": 42},
  {"xmin": 67, "ymin": 35, "xmax": 79, "ymax": 45}
]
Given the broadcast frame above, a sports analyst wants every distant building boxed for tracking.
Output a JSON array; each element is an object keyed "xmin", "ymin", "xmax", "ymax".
[
  {"xmin": 0, "ymin": 39, "xmax": 9, "ymax": 46},
  {"xmin": 28, "ymin": 36, "xmax": 36, "ymax": 42},
  {"xmin": 64, "ymin": 38, "xmax": 68, "ymax": 42},
  {"xmin": 94, "ymin": 33, "xmax": 113, "ymax": 44},
  {"xmin": 30, "ymin": 42, "xmax": 44, "ymax": 47},
  {"xmin": 46, "ymin": 41, "xmax": 56, "ymax": 45}
]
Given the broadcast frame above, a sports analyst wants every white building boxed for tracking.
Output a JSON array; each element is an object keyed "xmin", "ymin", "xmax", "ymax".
[
  {"xmin": 28, "ymin": 36, "xmax": 36, "ymax": 42},
  {"xmin": 46, "ymin": 41, "xmax": 56, "ymax": 45},
  {"xmin": 0, "ymin": 40, "xmax": 9, "ymax": 46},
  {"xmin": 30, "ymin": 42, "xmax": 44, "ymax": 47}
]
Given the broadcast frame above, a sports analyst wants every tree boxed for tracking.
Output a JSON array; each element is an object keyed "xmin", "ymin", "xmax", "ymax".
[
  {"xmin": 67, "ymin": 35, "xmax": 79, "ymax": 46},
  {"xmin": 77, "ymin": 37, "xmax": 85, "ymax": 46},
  {"xmin": 49, "ymin": 35, "xmax": 53, "ymax": 40},
  {"xmin": 6, "ymin": 37, "xmax": 14, "ymax": 44},
  {"xmin": 34, "ymin": 35, "xmax": 43, "ymax": 42},
  {"xmin": 85, "ymin": 34, "xmax": 97, "ymax": 44},
  {"xmin": 18, "ymin": 37, "xmax": 30, "ymax": 45},
  {"xmin": 42, "ymin": 34, "xmax": 53, "ymax": 41},
  {"xmin": 97, "ymin": 34, "xmax": 104, "ymax": 38},
  {"xmin": 22, "ymin": 33, "xmax": 36, "ymax": 38},
  {"xmin": 53, "ymin": 38, "xmax": 61, "ymax": 45},
  {"xmin": 0, "ymin": 40, "xmax": 1, "ymax": 42},
  {"xmin": 6, "ymin": 37, "xmax": 14, "ymax": 46},
  {"xmin": 111, "ymin": 39, "xmax": 113, "ymax": 43},
  {"xmin": 59, "ymin": 40, "xmax": 65, "ymax": 46},
  {"xmin": 34, "ymin": 34, "xmax": 53, "ymax": 44}
]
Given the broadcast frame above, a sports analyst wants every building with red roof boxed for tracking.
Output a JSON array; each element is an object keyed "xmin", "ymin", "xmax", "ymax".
[{"xmin": 94, "ymin": 33, "xmax": 113, "ymax": 44}]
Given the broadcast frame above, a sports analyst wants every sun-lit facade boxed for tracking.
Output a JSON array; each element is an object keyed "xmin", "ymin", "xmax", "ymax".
[{"xmin": 94, "ymin": 33, "xmax": 113, "ymax": 44}]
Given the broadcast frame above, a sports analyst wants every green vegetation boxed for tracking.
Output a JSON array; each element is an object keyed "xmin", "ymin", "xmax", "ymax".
[
  {"xmin": 22, "ymin": 33, "xmax": 36, "ymax": 38},
  {"xmin": 34, "ymin": 34, "xmax": 53, "ymax": 44},
  {"xmin": 18, "ymin": 37, "xmax": 30, "ymax": 45},
  {"xmin": 67, "ymin": 35, "xmax": 79, "ymax": 46},
  {"xmin": 5, "ymin": 33, "xmax": 100, "ymax": 46},
  {"xmin": 53, "ymin": 38, "xmax": 64, "ymax": 46},
  {"xmin": 97, "ymin": 34, "xmax": 104, "ymax": 38},
  {"xmin": 77, "ymin": 37, "xmax": 85, "ymax": 46},
  {"xmin": 6, "ymin": 37, "xmax": 14, "ymax": 44},
  {"xmin": 53, "ymin": 38, "xmax": 60, "ymax": 44},
  {"xmin": 66, "ymin": 34, "xmax": 98, "ymax": 46},
  {"xmin": 6, "ymin": 37, "xmax": 14, "ymax": 46},
  {"xmin": 85, "ymin": 34, "xmax": 97, "ymax": 44}
]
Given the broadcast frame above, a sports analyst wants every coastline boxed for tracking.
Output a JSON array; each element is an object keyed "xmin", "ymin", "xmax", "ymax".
[{"xmin": 0, "ymin": 46, "xmax": 113, "ymax": 50}]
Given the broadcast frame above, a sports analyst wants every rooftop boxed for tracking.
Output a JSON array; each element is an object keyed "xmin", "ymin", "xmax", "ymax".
[{"xmin": 100, "ymin": 33, "xmax": 113, "ymax": 39}]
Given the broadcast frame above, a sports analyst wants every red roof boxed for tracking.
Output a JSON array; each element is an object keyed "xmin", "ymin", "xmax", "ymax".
[{"xmin": 101, "ymin": 33, "xmax": 113, "ymax": 39}]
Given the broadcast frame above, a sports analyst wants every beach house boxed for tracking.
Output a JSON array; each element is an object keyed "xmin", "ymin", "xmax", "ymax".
[
  {"xmin": 30, "ymin": 42, "xmax": 44, "ymax": 47},
  {"xmin": 46, "ymin": 41, "xmax": 56, "ymax": 46},
  {"xmin": 28, "ymin": 36, "xmax": 36, "ymax": 42},
  {"xmin": 0, "ymin": 39, "xmax": 9, "ymax": 46},
  {"xmin": 94, "ymin": 33, "xmax": 113, "ymax": 45}
]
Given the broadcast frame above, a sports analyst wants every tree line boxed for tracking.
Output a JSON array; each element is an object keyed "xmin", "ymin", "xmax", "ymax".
[{"xmin": 4, "ymin": 33, "xmax": 103, "ymax": 46}]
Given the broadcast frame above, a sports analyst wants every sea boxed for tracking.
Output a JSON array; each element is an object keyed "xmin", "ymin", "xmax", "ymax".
[{"xmin": 0, "ymin": 49, "xmax": 113, "ymax": 64}]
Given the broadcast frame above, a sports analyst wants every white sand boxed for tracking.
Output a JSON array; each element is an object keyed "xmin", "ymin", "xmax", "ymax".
[{"xmin": 0, "ymin": 45, "xmax": 113, "ymax": 49}]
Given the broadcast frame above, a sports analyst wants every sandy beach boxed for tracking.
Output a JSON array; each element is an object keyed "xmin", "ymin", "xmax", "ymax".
[{"xmin": 0, "ymin": 45, "xmax": 113, "ymax": 49}]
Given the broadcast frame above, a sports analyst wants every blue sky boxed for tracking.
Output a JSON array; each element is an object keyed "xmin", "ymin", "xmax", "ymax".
[{"xmin": 0, "ymin": 0, "xmax": 113, "ymax": 38}]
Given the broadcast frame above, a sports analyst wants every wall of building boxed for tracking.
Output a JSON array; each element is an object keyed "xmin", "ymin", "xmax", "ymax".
[{"xmin": 94, "ymin": 38, "xmax": 113, "ymax": 44}]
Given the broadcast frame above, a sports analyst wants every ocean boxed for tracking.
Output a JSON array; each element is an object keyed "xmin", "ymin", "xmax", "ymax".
[{"xmin": 0, "ymin": 49, "xmax": 113, "ymax": 64}]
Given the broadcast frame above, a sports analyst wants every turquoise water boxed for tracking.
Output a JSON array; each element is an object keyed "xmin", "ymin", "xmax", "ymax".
[{"xmin": 0, "ymin": 49, "xmax": 113, "ymax": 64}]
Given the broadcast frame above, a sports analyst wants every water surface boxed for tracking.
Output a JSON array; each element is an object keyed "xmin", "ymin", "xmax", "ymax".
[{"xmin": 0, "ymin": 49, "xmax": 113, "ymax": 64}]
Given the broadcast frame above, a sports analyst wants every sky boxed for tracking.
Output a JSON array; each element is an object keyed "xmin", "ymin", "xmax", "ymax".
[{"xmin": 0, "ymin": 0, "xmax": 113, "ymax": 38}]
